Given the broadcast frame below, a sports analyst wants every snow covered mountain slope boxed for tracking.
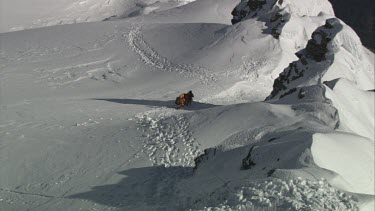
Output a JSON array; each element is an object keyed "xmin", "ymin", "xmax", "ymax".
[
  {"xmin": 0, "ymin": 0, "xmax": 197, "ymax": 33},
  {"xmin": 0, "ymin": 0, "xmax": 374, "ymax": 210}
]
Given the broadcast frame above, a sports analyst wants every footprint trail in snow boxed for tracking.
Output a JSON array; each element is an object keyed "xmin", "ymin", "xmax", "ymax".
[
  {"xmin": 136, "ymin": 108, "xmax": 201, "ymax": 167},
  {"xmin": 128, "ymin": 25, "xmax": 218, "ymax": 84}
]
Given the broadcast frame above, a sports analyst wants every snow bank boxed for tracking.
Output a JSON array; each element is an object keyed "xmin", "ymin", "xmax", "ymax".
[
  {"xmin": 322, "ymin": 23, "xmax": 375, "ymax": 90},
  {"xmin": 325, "ymin": 79, "xmax": 375, "ymax": 139},
  {"xmin": 312, "ymin": 132, "xmax": 374, "ymax": 195},
  {"xmin": 309, "ymin": 78, "xmax": 375, "ymax": 196}
]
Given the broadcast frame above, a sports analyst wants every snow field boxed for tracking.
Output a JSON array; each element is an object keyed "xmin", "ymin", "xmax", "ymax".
[{"xmin": 128, "ymin": 25, "xmax": 218, "ymax": 84}]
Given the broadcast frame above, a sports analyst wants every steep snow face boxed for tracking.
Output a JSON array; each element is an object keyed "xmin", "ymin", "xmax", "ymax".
[
  {"xmin": 311, "ymin": 79, "xmax": 375, "ymax": 195},
  {"xmin": 280, "ymin": 0, "xmax": 334, "ymax": 16},
  {"xmin": 230, "ymin": 0, "xmax": 335, "ymax": 63},
  {"xmin": 322, "ymin": 23, "xmax": 375, "ymax": 90},
  {"xmin": 231, "ymin": 0, "xmax": 334, "ymax": 41},
  {"xmin": 232, "ymin": 0, "xmax": 333, "ymax": 23},
  {"xmin": 312, "ymin": 132, "xmax": 374, "ymax": 195},
  {"xmin": 325, "ymin": 79, "xmax": 375, "ymax": 139},
  {"xmin": 0, "ymin": 0, "xmax": 197, "ymax": 33}
]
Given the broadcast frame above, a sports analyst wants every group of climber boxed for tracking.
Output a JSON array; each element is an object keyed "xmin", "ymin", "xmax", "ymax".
[{"xmin": 175, "ymin": 90, "xmax": 194, "ymax": 109}]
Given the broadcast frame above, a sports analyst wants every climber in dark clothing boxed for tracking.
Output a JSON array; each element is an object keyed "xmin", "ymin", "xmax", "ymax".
[
  {"xmin": 175, "ymin": 90, "xmax": 194, "ymax": 109},
  {"xmin": 185, "ymin": 90, "xmax": 194, "ymax": 106}
]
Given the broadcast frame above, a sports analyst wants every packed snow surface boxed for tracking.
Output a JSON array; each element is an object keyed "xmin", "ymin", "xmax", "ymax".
[{"xmin": 0, "ymin": 0, "xmax": 374, "ymax": 210}]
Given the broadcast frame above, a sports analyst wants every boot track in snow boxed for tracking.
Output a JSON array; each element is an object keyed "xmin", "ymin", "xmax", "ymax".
[{"xmin": 128, "ymin": 25, "xmax": 218, "ymax": 84}]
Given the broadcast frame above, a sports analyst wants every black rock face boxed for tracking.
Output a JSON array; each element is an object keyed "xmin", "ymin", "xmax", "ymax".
[
  {"xmin": 241, "ymin": 145, "xmax": 257, "ymax": 170},
  {"xmin": 231, "ymin": 0, "xmax": 276, "ymax": 24},
  {"xmin": 193, "ymin": 148, "xmax": 217, "ymax": 171},
  {"xmin": 305, "ymin": 31, "xmax": 331, "ymax": 62},
  {"xmin": 266, "ymin": 18, "xmax": 344, "ymax": 100},
  {"xmin": 231, "ymin": 0, "xmax": 287, "ymax": 39}
]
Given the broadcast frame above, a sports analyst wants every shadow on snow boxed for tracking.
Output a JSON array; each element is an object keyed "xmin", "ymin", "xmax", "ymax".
[
  {"xmin": 93, "ymin": 98, "xmax": 219, "ymax": 110},
  {"xmin": 69, "ymin": 166, "xmax": 193, "ymax": 210}
]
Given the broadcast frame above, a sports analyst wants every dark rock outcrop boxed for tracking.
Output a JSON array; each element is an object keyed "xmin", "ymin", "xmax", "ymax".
[
  {"xmin": 231, "ymin": 0, "xmax": 289, "ymax": 39},
  {"xmin": 193, "ymin": 148, "xmax": 217, "ymax": 171},
  {"xmin": 266, "ymin": 18, "xmax": 344, "ymax": 100},
  {"xmin": 231, "ymin": 0, "xmax": 277, "ymax": 24},
  {"xmin": 241, "ymin": 145, "xmax": 257, "ymax": 170}
]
